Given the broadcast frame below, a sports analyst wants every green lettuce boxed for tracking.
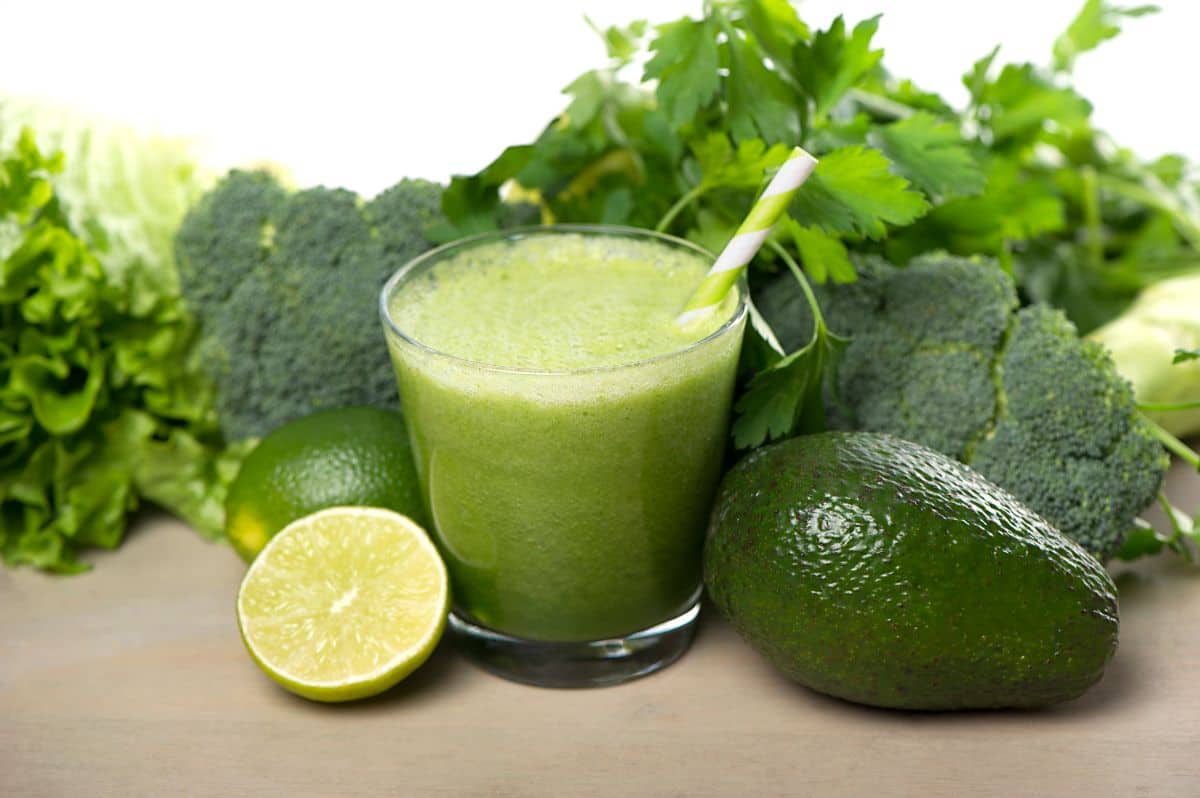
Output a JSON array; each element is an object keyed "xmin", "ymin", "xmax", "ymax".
[
  {"xmin": 1, "ymin": 119, "xmax": 236, "ymax": 573},
  {"xmin": 0, "ymin": 97, "xmax": 211, "ymax": 301}
]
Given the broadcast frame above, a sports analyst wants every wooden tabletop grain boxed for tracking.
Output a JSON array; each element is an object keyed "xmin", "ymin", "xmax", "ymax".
[{"xmin": 3, "ymin": 460, "xmax": 1199, "ymax": 798}]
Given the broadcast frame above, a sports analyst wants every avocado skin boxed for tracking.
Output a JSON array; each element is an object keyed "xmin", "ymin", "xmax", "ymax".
[{"xmin": 704, "ymin": 432, "xmax": 1119, "ymax": 710}]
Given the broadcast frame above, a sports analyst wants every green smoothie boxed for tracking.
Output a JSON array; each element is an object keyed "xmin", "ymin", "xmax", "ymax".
[{"xmin": 383, "ymin": 229, "xmax": 744, "ymax": 642}]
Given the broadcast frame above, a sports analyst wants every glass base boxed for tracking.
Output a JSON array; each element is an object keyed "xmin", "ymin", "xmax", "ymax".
[{"xmin": 447, "ymin": 598, "xmax": 701, "ymax": 688}]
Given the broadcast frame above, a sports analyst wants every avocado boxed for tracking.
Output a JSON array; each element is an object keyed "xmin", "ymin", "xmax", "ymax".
[{"xmin": 704, "ymin": 432, "xmax": 1119, "ymax": 710}]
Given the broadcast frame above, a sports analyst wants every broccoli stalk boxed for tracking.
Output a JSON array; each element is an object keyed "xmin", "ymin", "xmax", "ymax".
[
  {"xmin": 1115, "ymin": 405, "xmax": 1200, "ymax": 561},
  {"xmin": 1143, "ymin": 418, "xmax": 1200, "ymax": 472}
]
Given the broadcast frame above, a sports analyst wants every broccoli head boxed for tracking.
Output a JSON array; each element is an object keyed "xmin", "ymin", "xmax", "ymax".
[
  {"xmin": 757, "ymin": 253, "xmax": 1168, "ymax": 560},
  {"xmin": 175, "ymin": 170, "xmax": 444, "ymax": 441}
]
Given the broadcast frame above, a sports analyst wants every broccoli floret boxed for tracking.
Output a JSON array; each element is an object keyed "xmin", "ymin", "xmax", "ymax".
[
  {"xmin": 757, "ymin": 253, "xmax": 1169, "ymax": 560},
  {"xmin": 820, "ymin": 256, "xmax": 1015, "ymax": 460},
  {"xmin": 175, "ymin": 171, "xmax": 444, "ymax": 441},
  {"xmin": 970, "ymin": 306, "xmax": 1167, "ymax": 559}
]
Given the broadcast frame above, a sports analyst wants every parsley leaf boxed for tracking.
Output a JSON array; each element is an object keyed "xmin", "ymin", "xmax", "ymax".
[
  {"xmin": 1175, "ymin": 349, "xmax": 1200, "ymax": 364},
  {"xmin": 691, "ymin": 134, "xmax": 793, "ymax": 190},
  {"xmin": 722, "ymin": 22, "xmax": 802, "ymax": 144},
  {"xmin": 1114, "ymin": 520, "xmax": 1167, "ymax": 561},
  {"xmin": 562, "ymin": 71, "xmax": 609, "ymax": 131},
  {"xmin": 794, "ymin": 16, "xmax": 884, "ymax": 120},
  {"xmin": 738, "ymin": 300, "xmax": 788, "ymax": 380},
  {"xmin": 963, "ymin": 45, "xmax": 1001, "ymax": 105},
  {"xmin": 643, "ymin": 18, "xmax": 721, "ymax": 128},
  {"xmin": 783, "ymin": 217, "xmax": 856, "ymax": 285},
  {"xmin": 886, "ymin": 159, "xmax": 1065, "ymax": 262},
  {"xmin": 588, "ymin": 17, "xmax": 648, "ymax": 64},
  {"xmin": 733, "ymin": 249, "xmax": 847, "ymax": 449},
  {"xmin": 1117, "ymin": 494, "xmax": 1199, "ymax": 562},
  {"xmin": 655, "ymin": 135, "xmax": 792, "ymax": 234},
  {"xmin": 976, "ymin": 64, "xmax": 1093, "ymax": 144},
  {"xmin": 431, "ymin": 145, "xmax": 535, "ymax": 241},
  {"xmin": 868, "ymin": 112, "xmax": 986, "ymax": 198},
  {"xmin": 738, "ymin": 0, "xmax": 810, "ymax": 68},
  {"xmin": 789, "ymin": 146, "xmax": 930, "ymax": 240},
  {"xmin": 1053, "ymin": 0, "xmax": 1159, "ymax": 72},
  {"xmin": 732, "ymin": 337, "xmax": 831, "ymax": 448}
]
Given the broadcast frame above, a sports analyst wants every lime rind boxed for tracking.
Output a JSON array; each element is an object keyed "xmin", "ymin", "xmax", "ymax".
[{"xmin": 236, "ymin": 506, "xmax": 449, "ymax": 702}]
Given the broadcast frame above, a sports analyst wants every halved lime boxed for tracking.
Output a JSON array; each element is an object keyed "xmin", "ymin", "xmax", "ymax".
[{"xmin": 236, "ymin": 506, "xmax": 449, "ymax": 702}]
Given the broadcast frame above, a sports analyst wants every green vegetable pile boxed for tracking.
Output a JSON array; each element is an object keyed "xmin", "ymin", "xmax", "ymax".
[
  {"xmin": 174, "ymin": 170, "xmax": 444, "ymax": 440},
  {"xmin": 0, "ymin": 113, "xmax": 239, "ymax": 572},
  {"xmin": 438, "ymin": 0, "xmax": 1200, "ymax": 559},
  {"xmin": 0, "ymin": 106, "xmax": 447, "ymax": 572},
  {"xmin": 4, "ymin": 0, "xmax": 1200, "ymax": 572}
]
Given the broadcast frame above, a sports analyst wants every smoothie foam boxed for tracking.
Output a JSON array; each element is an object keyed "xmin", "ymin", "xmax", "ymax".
[{"xmin": 388, "ymin": 232, "xmax": 736, "ymax": 371}]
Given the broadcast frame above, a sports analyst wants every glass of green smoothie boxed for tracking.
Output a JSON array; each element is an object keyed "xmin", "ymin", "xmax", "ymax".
[{"xmin": 379, "ymin": 225, "xmax": 746, "ymax": 687}]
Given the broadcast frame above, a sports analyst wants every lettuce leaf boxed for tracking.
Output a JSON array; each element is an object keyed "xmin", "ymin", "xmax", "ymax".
[
  {"xmin": 0, "ymin": 97, "xmax": 212, "ymax": 302},
  {"xmin": 1, "ymin": 122, "xmax": 235, "ymax": 573}
]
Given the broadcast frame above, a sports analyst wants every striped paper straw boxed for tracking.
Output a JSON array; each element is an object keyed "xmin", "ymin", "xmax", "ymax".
[{"xmin": 676, "ymin": 147, "xmax": 818, "ymax": 325}]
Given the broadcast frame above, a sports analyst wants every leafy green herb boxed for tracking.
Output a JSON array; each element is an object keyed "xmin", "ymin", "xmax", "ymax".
[
  {"xmin": 587, "ymin": 17, "xmax": 647, "ymax": 63},
  {"xmin": 1053, "ymin": 0, "xmax": 1160, "ymax": 73},
  {"xmin": 788, "ymin": 146, "xmax": 928, "ymax": 240},
  {"xmin": 785, "ymin": 218, "xmax": 854, "ymax": 285},
  {"xmin": 732, "ymin": 242, "xmax": 847, "ymax": 449},
  {"xmin": 642, "ymin": 17, "xmax": 721, "ymax": 129},
  {"xmin": 793, "ymin": 16, "xmax": 883, "ymax": 122},
  {"xmin": 1116, "ymin": 495, "xmax": 1200, "ymax": 562},
  {"xmin": 721, "ymin": 15, "xmax": 801, "ymax": 143},
  {"xmin": 739, "ymin": 0, "xmax": 809, "ymax": 67},
  {"xmin": 1114, "ymin": 519, "xmax": 1168, "ymax": 561},
  {"xmin": 867, "ymin": 113, "xmax": 985, "ymax": 198},
  {"xmin": 431, "ymin": 145, "xmax": 534, "ymax": 241},
  {"xmin": 655, "ymin": 134, "xmax": 792, "ymax": 233},
  {"xmin": 1174, "ymin": 348, "xmax": 1200, "ymax": 364}
]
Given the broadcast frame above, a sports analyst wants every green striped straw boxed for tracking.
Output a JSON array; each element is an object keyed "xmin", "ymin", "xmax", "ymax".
[{"xmin": 677, "ymin": 146, "xmax": 818, "ymax": 325}]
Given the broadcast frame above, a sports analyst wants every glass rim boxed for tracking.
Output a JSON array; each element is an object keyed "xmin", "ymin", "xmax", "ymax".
[{"xmin": 379, "ymin": 223, "xmax": 749, "ymax": 377}]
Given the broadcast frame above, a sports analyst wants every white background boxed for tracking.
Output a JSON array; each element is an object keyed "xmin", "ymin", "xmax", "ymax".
[{"xmin": 2, "ymin": 0, "xmax": 1195, "ymax": 194}]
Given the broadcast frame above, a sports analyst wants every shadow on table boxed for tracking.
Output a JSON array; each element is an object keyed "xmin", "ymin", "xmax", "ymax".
[
  {"xmin": 745, "ymin": 640, "xmax": 1145, "ymax": 727},
  {"xmin": 358, "ymin": 636, "xmax": 469, "ymax": 711}
]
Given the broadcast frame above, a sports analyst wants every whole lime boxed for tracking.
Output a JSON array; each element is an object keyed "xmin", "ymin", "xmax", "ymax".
[{"xmin": 225, "ymin": 407, "xmax": 427, "ymax": 562}]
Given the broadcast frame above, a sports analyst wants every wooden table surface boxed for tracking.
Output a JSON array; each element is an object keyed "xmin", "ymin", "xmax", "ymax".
[{"xmin": 4, "ymin": 461, "xmax": 1200, "ymax": 798}]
